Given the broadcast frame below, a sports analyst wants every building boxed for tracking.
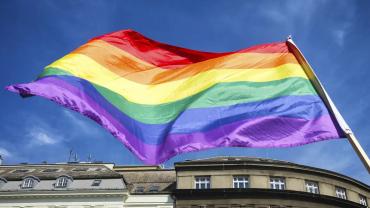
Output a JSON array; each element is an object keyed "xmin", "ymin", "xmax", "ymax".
[
  {"xmin": 0, "ymin": 157, "xmax": 369, "ymax": 208},
  {"xmin": 114, "ymin": 165, "xmax": 175, "ymax": 208},
  {"xmin": 174, "ymin": 157, "xmax": 370, "ymax": 208},
  {"xmin": 0, "ymin": 163, "xmax": 127, "ymax": 208}
]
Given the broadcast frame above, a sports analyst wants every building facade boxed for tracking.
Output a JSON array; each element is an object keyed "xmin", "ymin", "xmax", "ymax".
[
  {"xmin": 0, "ymin": 157, "xmax": 369, "ymax": 208},
  {"xmin": 114, "ymin": 165, "xmax": 175, "ymax": 208},
  {"xmin": 174, "ymin": 157, "xmax": 370, "ymax": 208},
  {"xmin": 0, "ymin": 163, "xmax": 127, "ymax": 208}
]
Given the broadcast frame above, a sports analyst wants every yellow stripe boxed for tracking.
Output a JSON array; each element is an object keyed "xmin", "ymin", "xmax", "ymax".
[{"xmin": 47, "ymin": 54, "xmax": 308, "ymax": 105}]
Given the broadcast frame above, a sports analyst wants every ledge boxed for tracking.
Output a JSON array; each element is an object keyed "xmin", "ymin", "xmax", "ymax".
[{"xmin": 0, "ymin": 189, "xmax": 128, "ymax": 199}]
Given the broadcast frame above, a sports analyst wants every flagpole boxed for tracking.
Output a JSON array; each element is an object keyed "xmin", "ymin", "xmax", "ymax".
[{"xmin": 286, "ymin": 36, "xmax": 370, "ymax": 174}]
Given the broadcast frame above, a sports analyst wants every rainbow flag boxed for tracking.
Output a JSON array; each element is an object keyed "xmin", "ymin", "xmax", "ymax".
[{"xmin": 6, "ymin": 30, "xmax": 344, "ymax": 164}]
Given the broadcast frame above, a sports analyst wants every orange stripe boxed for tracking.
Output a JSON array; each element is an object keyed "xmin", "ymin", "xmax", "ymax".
[{"xmin": 72, "ymin": 40, "xmax": 299, "ymax": 85}]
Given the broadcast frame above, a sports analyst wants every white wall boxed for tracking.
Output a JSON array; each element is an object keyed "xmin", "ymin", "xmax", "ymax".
[
  {"xmin": 0, "ymin": 194, "xmax": 124, "ymax": 208},
  {"xmin": 124, "ymin": 194, "xmax": 173, "ymax": 208}
]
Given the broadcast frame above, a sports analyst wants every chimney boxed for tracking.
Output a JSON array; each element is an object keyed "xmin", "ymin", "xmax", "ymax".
[{"xmin": 0, "ymin": 155, "xmax": 3, "ymax": 165}]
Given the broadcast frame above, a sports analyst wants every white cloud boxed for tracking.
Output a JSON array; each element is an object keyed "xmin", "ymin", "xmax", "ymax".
[
  {"xmin": 0, "ymin": 147, "xmax": 12, "ymax": 158},
  {"xmin": 29, "ymin": 129, "xmax": 58, "ymax": 145},
  {"xmin": 330, "ymin": 2, "xmax": 355, "ymax": 47},
  {"xmin": 26, "ymin": 122, "xmax": 63, "ymax": 146},
  {"xmin": 261, "ymin": 1, "xmax": 317, "ymax": 30},
  {"xmin": 332, "ymin": 26, "xmax": 349, "ymax": 47},
  {"xmin": 333, "ymin": 29, "xmax": 345, "ymax": 46},
  {"xmin": 262, "ymin": 9, "xmax": 286, "ymax": 24}
]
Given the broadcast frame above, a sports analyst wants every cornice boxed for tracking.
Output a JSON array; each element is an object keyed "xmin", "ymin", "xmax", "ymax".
[{"xmin": 0, "ymin": 189, "xmax": 128, "ymax": 199}]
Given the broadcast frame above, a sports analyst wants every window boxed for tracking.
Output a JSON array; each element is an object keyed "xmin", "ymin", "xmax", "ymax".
[
  {"xmin": 13, "ymin": 169, "xmax": 30, "ymax": 173},
  {"xmin": 92, "ymin": 168, "xmax": 102, "ymax": 171},
  {"xmin": 72, "ymin": 168, "xmax": 88, "ymax": 172},
  {"xmin": 0, "ymin": 177, "xmax": 7, "ymax": 188},
  {"xmin": 335, "ymin": 187, "xmax": 347, "ymax": 199},
  {"xmin": 91, "ymin": 179, "xmax": 102, "ymax": 186},
  {"xmin": 55, "ymin": 176, "xmax": 69, "ymax": 188},
  {"xmin": 305, "ymin": 181, "xmax": 319, "ymax": 194},
  {"xmin": 42, "ymin": 168, "xmax": 59, "ymax": 173},
  {"xmin": 21, "ymin": 177, "xmax": 35, "ymax": 189},
  {"xmin": 270, "ymin": 177, "xmax": 285, "ymax": 190},
  {"xmin": 89, "ymin": 167, "xmax": 106, "ymax": 171},
  {"xmin": 149, "ymin": 185, "xmax": 160, "ymax": 192},
  {"xmin": 233, "ymin": 176, "xmax": 249, "ymax": 188},
  {"xmin": 195, "ymin": 176, "xmax": 210, "ymax": 189},
  {"xmin": 359, "ymin": 194, "xmax": 368, "ymax": 206},
  {"xmin": 135, "ymin": 186, "xmax": 144, "ymax": 193}
]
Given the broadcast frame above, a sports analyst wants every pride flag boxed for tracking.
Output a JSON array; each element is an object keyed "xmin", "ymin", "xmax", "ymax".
[{"xmin": 6, "ymin": 30, "xmax": 344, "ymax": 164}]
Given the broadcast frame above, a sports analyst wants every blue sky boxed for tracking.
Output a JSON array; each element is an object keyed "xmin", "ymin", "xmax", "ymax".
[{"xmin": 0, "ymin": 1, "xmax": 369, "ymax": 184}]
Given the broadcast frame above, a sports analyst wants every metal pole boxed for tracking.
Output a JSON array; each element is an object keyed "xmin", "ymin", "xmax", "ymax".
[
  {"xmin": 346, "ymin": 131, "xmax": 370, "ymax": 173},
  {"xmin": 286, "ymin": 36, "xmax": 370, "ymax": 174}
]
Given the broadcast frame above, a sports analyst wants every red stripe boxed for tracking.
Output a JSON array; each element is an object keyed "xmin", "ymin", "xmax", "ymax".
[{"xmin": 91, "ymin": 29, "xmax": 289, "ymax": 69}]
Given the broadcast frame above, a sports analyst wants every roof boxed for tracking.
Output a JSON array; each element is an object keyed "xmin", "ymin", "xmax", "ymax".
[
  {"xmin": 120, "ymin": 170, "xmax": 176, "ymax": 194},
  {"xmin": 114, "ymin": 165, "xmax": 162, "ymax": 171},
  {"xmin": 179, "ymin": 156, "xmax": 295, "ymax": 165},
  {"xmin": 0, "ymin": 163, "xmax": 123, "ymax": 180}
]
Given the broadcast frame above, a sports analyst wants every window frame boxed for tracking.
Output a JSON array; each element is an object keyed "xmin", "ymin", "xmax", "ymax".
[
  {"xmin": 135, "ymin": 186, "xmax": 145, "ymax": 193},
  {"xmin": 72, "ymin": 168, "xmax": 88, "ymax": 172},
  {"xmin": 91, "ymin": 179, "xmax": 102, "ymax": 187},
  {"xmin": 0, "ymin": 177, "xmax": 7, "ymax": 188},
  {"xmin": 335, "ymin": 186, "xmax": 347, "ymax": 200},
  {"xmin": 13, "ymin": 169, "xmax": 31, "ymax": 174},
  {"xmin": 194, "ymin": 176, "xmax": 211, "ymax": 189},
  {"xmin": 21, "ymin": 176, "xmax": 39, "ymax": 189},
  {"xmin": 269, "ymin": 177, "xmax": 285, "ymax": 190},
  {"xmin": 305, "ymin": 180, "xmax": 319, "ymax": 194},
  {"xmin": 233, "ymin": 176, "xmax": 249, "ymax": 189},
  {"xmin": 55, "ymin": 176, "xmax": 70, "ymax": 188},
  {"xmin": 359, "ymin": 194, "xmax": 368, "ymax": 206},
  {"xmin": 148, "ymin": 185, "xmax": 160, "ymax": 192},
  {"xmin": 42, "ymin": 168, "xmax": 60, "ymax": 173},
  {"xmin": 54, "ymin": 175, "xmax": 73, "ymax": 189}
]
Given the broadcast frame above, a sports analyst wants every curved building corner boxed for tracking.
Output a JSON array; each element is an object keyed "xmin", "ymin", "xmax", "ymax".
[{"xmin": 173, "ymin": 157, "xmax": 369, "ymax": 208}]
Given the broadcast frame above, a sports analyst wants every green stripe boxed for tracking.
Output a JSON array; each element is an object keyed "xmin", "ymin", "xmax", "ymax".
[
  {"xmin": 39, "ymin": 67, "xmax": 317, "ymax": 124},
  {"xmin": 39, "ymin": 67, "xmax": 73, "ymax": 78}
]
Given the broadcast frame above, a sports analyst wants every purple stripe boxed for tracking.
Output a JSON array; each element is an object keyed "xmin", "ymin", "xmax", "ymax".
[
  {"xmin": 6, "ymin": 79, "xmax": 344, "ymax": 164},
  {"xmin": 153, "ymin": 115, "xmax": 343, "ymax": 164}
]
